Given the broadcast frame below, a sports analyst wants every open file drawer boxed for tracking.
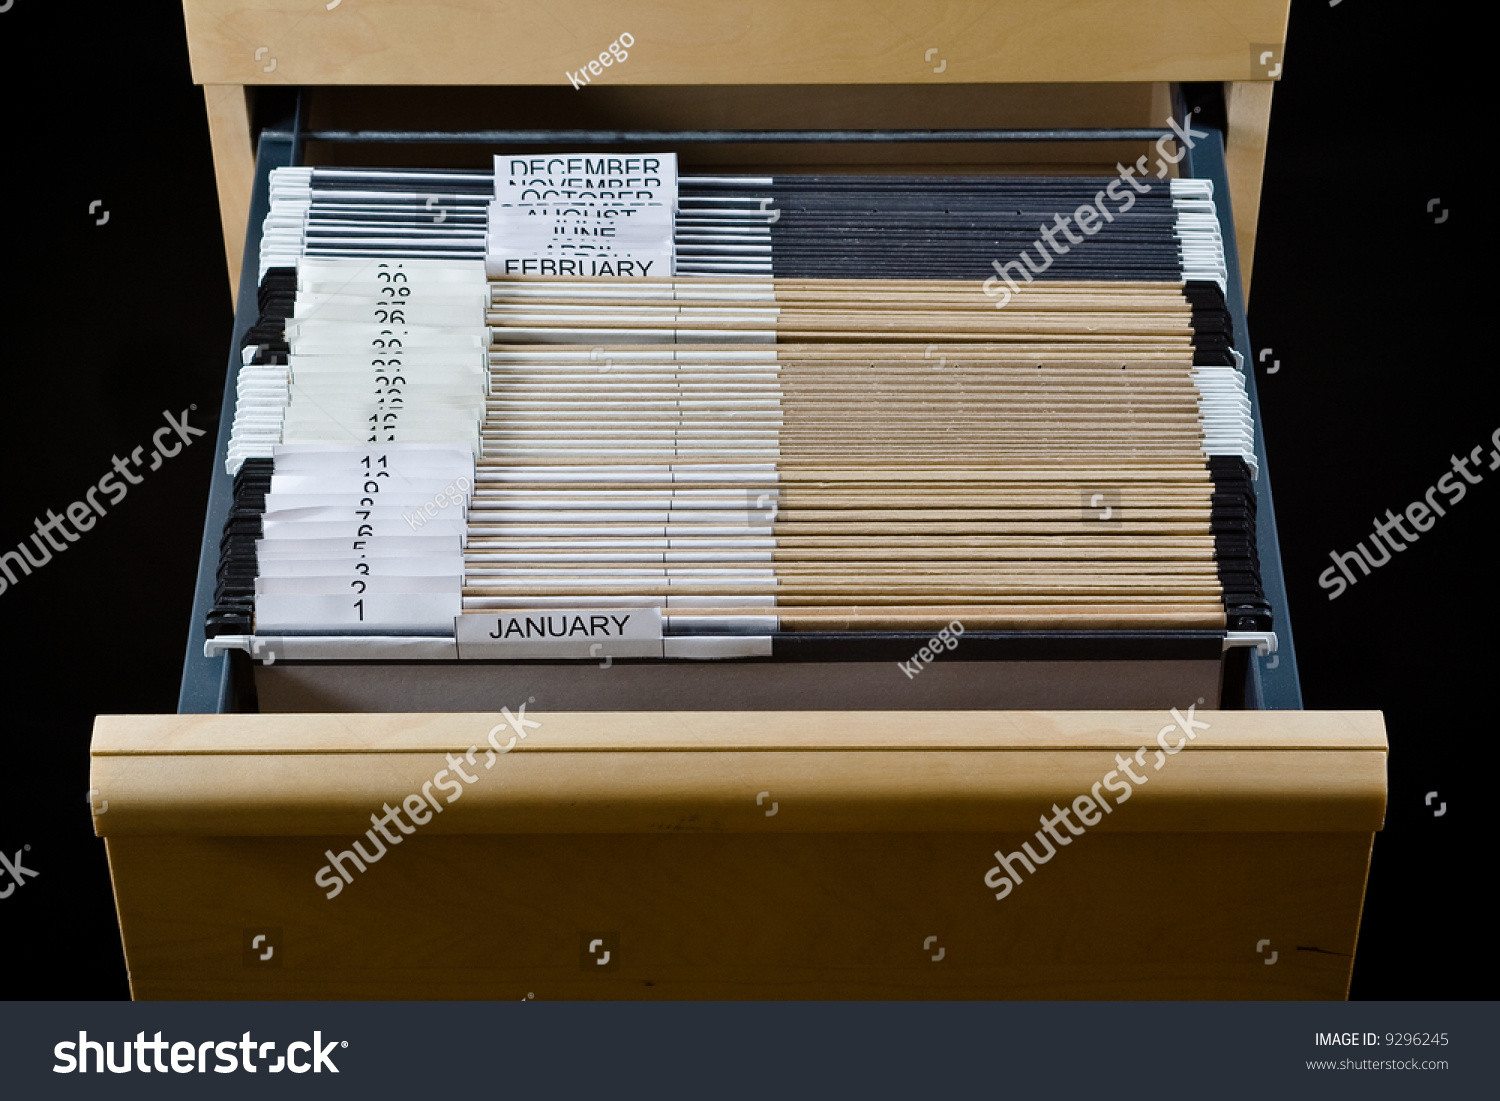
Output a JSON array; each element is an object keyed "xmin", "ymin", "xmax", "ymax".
[
  {"xmin": 90, "ymin": 0, "xmax": 1382, "ymax": 1000},
  {"xmin": 178, "ymin": 0, "xmax": 1302, "ymax": 716},
  {"xmin": 180, "ymin": 103, "xmax": 1302, "ymax": 718}
]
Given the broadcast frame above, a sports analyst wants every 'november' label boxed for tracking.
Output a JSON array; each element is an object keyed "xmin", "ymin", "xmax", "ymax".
[
  {"xmin": 487, "ymin": 153, "xmax": 677, "ymax": 278},
  {"xmin": 455, "ymin": 607, "xmax": 664, "ymax": 659}
]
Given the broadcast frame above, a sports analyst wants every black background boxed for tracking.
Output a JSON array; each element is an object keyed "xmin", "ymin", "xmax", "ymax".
[{"xmin": 0, "ymin": 1, "xmax": 1492, "ymax": 1000}]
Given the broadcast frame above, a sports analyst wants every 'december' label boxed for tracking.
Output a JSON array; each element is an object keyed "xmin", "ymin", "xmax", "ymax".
[
  {"xmin": 487, "ymin": 153, "xmax": 677, "ymax": 278},
  {"xmin": 455, "ymin": 607, "xmax": 664, "ymax": 659}
]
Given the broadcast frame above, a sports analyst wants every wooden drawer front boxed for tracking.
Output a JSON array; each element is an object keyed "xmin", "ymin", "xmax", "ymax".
[{"xmin": 94, "ymin": 710, "xmax": 1383, "ymax": 999}]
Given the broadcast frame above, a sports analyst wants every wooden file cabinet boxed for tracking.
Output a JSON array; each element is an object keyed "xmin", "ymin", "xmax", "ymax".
[{"xmin": 88, "ymin": 0, "xmax": 1388, "ymax": 1000}]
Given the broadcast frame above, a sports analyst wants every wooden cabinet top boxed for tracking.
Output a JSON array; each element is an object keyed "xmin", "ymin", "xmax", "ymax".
[{"xmin": 181, "ymin": 0, "xmax": 1290, "ymax": 86}]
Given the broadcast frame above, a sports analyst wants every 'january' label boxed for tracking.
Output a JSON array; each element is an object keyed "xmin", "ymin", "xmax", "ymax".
[{"xmin": 455, "ymin": 607, "xmax": 664, "ymax": 659}]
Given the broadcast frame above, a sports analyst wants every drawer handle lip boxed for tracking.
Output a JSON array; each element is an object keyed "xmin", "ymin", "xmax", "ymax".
[{"xmin": 90, "ymin": 746, "xmax": 1388, "ymax": 758}]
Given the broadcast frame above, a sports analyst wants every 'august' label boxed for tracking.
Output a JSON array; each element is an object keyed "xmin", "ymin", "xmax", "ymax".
[{"xmin": 488, "ymin": 153, "xmax": 677, "ymax": 279}]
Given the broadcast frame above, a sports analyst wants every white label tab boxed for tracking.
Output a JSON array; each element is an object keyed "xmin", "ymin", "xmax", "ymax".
[
  {"xmin": 488, "ymin": 152, "xmax": 677, "ymax": 278},
  {"xmin": 256, "ymin": 592, "xmax": 462, "ymax": 633},
  {"xmin": 455, "ymin": 607, "xmax": 664, "ymax": 659}
]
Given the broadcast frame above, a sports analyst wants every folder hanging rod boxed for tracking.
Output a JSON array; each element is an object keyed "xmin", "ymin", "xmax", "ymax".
[{"xmin": 275, "ymin": 128, "xmax": 1173, "ymax": 145}]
